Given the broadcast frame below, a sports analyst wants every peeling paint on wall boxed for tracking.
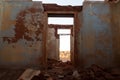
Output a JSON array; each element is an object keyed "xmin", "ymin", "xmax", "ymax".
[{"xmin": 0, "ymin": 1, "xmax": 44, "ymax": 68}]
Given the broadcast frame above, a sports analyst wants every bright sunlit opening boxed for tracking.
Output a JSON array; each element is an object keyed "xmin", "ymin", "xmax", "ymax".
[
  {"xmin": 32, "ymin": 0, "xmax": 84, "ymax": 6},
  {"xmin": 60, "ymin": 34, "xmax": 70, "ymax": 51},
  {"xmin": 32, "ymin": 0, "xmax": 105, "ymax": 6},
  {"xmin": 58, "ymin": 29, "xmax": 71, "ymax": 34},
  {"xmin": 59, "ymin": 34, "xmax": 71, "ymax": 62},
  {"xmin": 48, "ymin": 17, "xmax": 73, "ymax": 25},
  {"xmin": 58, "ymin": 29, "xmax": 71, "ymax": 51}
]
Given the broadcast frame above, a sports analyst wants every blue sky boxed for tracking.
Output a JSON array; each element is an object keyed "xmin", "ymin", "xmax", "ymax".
[{"xmin": 32, "ymin": 0, "xmax": 84, "ymax": 6}]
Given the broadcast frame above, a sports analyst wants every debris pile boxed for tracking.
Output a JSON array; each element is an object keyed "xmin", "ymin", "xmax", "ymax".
[{"xmin": 31, "ymin": 59, "xmax": 120, "ymax": 80}]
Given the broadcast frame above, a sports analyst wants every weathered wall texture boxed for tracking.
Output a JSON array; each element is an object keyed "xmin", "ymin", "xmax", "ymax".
[
  {"xmin": 75, "ymin": 11, "xmax": 82, "ymax": 67},
  {"xmin": 47, "ymin": 26, "xmax": 59, "ymax": 60},
  {"xmin": 1, "ymin": 0, "xmax": 120, "ymax": 69},
  {"xmin": 110, "ymin": 1, "xmax": 120, "ymax": 68},
  {"xmin": 78, "ymin": 1, "xmax": 113, "ymax": 68},
  {"xmin": 0, "ymin": 1, "xmax": 44, "ymax": 68}
]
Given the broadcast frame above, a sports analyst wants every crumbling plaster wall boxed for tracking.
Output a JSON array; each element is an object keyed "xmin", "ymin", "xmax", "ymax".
[
  {"xmin": 47, "ymin": 26, "xmax": 59, "ymax": 60},
  {"xmin": 0, "ymin": 1, "xmax": 45, "ymax": 68},
  {"xmin": 1, "ymin": 0, "xmax": 120, "ymax": 69},
  {"xmin": 78, "ymin": 1, "xmax": 113, "ymax": 68},
  {"xmin": 110, "ymin": 1, "xmax": 120, "ymax": 68}
]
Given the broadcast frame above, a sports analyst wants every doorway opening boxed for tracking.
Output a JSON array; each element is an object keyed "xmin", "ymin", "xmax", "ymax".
[
  {"xmin": 48, "ymin": 16, "xmax": 74, "ymax": 62},
  {"xmin": 58, "ymin": 29, "xmax": 71, "ymax": 62}
]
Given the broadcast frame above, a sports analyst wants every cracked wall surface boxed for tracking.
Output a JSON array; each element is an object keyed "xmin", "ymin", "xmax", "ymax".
[
  {"xmin": 0, "ymin": 1, "xmax": 44, "ymax": 68},
  {"xmin": 0, "ymin": 0, "xmax": 120, "ymax": 69}
]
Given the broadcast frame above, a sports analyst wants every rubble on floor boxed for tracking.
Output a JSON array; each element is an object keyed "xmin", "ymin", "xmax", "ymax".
[
  {"xmin": 0, "ymin": 59, "xmax": 119, "ymax": 80},
  {"xmin": 0, "ymin": 69, "xmax": 24, "ymax": 80},
  {"xmin": 18, "ymin": 68, "xmax": 41, "ymax": 80},
  {"xmin": 31, "ymin": 59, "xmax": 120, "ymax": 80}
]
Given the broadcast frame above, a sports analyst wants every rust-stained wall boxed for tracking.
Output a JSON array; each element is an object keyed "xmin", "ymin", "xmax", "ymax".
[
  {"xmin": 75, "ymin": 11, "xmax": 82, "ymax": 67},
  {"xmin": 0, "ymin": 1, "xmax": 44, "ymax": 68},
  {"xmin": 110, "ymin": 1, "xmax": 120, "ymax": 68},
  {"xmin": 78, "ymin": 1, "xmax": 113, "ymax": 68},
  {"xmin": 1, "ymin": 0, "xmax": 120, "ymax": 69}
]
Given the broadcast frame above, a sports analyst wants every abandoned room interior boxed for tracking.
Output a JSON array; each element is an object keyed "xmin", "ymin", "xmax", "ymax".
[{"xmin": 0, "ymin": 0, "xmax": 120, "ymax": 80}]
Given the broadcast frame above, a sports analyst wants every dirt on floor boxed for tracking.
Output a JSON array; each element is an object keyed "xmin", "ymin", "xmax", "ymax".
[
  {"xmin": 0, "ymin": 59, "xmax": 120, "ymax": 80},
  {"xmin": 31, "ymin": 59, "xmax": 120, "ymax": 80}
]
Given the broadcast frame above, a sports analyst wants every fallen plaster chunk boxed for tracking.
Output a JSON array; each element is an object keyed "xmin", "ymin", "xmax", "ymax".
[
  {"xmin": 72, "ymin": 70, "xmax": 80, "ymax": 78},
  {"xmin": 17, "ymin": 68, "xmax": 40, "ymax": 80}
]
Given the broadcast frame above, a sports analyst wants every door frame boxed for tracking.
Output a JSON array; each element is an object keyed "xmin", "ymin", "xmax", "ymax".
[{"xmin": 44, "ymin": 11, "xmax": 79, "ymax": 67}]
